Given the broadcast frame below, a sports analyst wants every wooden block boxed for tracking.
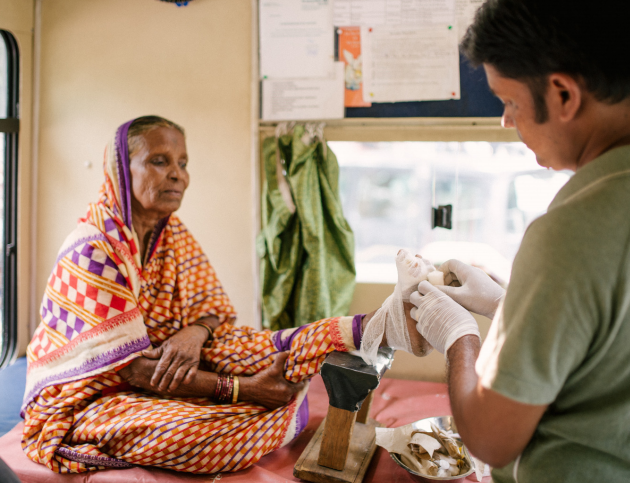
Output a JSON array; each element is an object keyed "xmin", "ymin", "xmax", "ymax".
[
  {"xmin": 355, "ymin": 392, "xmax": 374, "ymax": 424},
  {"xmin": 317, "ymin": 406, "xmax": 357, "ymax": 470},
  {"xmin": 294, "ymin": 417, "xmax": 382, "ymax": 483}
]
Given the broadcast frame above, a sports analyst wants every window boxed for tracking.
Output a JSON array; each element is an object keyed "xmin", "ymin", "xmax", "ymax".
[
  {"xmin": 331, "ymin": 141, "xmax": 571, "ymax": 285},
  {"xmin": 0, "ymin": 30, "xmax": 19, "ymax": 368}
]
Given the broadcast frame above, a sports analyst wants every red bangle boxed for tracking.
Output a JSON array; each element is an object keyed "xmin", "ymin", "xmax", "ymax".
[
  {"xmin": 214, "ymin": 374, "xmax": 224, "ymax": 401},
  {"xmin": 214, "ymin": 374, "xmax": 234, "ymax": 403}
]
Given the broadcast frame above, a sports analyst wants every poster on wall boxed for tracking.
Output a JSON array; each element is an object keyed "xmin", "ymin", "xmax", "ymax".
[
  {"xmin": 333, "ymin": 0, "xmax": 456, "ymax": 27},
  {"xmin": 337, "ymin": 27, "xmax": 371, "ymax": 108},
  {"xmin": 261, "ymin": 63, "xmax": 345, "ymax": 121},
  {"xmin": 361, "ymin": 23, "xmax": 460, "ymax": 103},
  {"xmin": 456, "ymin": 0, "xmax": 485, "ymax": 40},
  {"xmin": 259, "ymin": 0, "xmax": 335, "ymax": 79}
]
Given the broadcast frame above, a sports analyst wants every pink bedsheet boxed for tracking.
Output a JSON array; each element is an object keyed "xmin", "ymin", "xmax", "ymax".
[{"xmin": 0, "ymin": 376, "xmax": 490, "ymax": 482}]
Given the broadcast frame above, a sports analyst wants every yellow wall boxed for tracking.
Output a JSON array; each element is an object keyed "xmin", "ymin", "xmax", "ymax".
[
  {"xmin": 0, "ymin": 0, "xmax": 34, "ymax": 356},
  {"xmin": 35, "ymin": 0, "xmax": 259, "ymax": 329}
]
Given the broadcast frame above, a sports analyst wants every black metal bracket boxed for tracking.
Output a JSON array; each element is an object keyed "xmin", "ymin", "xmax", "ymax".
[
  {"xmin": 320, "ymin": 348, "xmax": 395, "ymax": 412},
  {"xmin": 432, "ymin": 204, "xmax": 452, "ymax": 230}
]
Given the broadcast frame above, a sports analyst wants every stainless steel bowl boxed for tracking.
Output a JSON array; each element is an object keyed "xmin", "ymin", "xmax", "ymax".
[{"xmin": 389, "ymin": 415, "xmax": 475, "ymax": 481}]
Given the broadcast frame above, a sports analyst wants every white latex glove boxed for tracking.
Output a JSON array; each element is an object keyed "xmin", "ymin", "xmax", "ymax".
[
  {"xmin": 410, "ymin": 281, "xmax": 480, "ymax": 355},
  {"xmin": 437, "ymin": 259, "xmax": 505, "ymax": 320}
]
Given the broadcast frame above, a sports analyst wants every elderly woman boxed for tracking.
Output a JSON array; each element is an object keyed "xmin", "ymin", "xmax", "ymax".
[{"xmin": 22, "ymin": 116, "xmax": 430, "ymax": 475}]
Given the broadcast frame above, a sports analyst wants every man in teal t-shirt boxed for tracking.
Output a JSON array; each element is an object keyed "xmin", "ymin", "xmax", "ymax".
[{"xmin": 408, "ymin": 1, "xmax": 630, "ymax": 481}]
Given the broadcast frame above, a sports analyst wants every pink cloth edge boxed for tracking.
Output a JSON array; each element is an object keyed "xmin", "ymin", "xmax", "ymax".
[{"xmin": 1, "ymin": 377, "xmax": 490, "ymax": 482}]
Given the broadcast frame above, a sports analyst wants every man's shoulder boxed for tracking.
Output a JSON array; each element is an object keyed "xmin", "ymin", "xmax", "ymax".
[
  {"xmin": 528, "ymin": 153, "xmax": 630, "ymax": 250},
  {"xmin": 548, "ymin": 146, "xmax": 630, "ymax": 216}
]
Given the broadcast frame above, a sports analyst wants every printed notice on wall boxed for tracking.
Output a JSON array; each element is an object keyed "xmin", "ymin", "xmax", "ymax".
[
  {"xmin": 456, "ymin": 0, "xmax": 484, "ymax": 40},
  {"xmin": 361, "ymin": 24, "xmax": 460, "ymax": 103},
  {"xmin": 333, "ymin": 0, "xmax": 455, "ymax": 27},
  {"xmin": 262, "ymin": 62, "xmax": 345, "ymax": 121},
  {"xmin": 259, "ymin": 0, "xmax": 335, "ymax": 79},
  {"xmin": 338, "ymin": 27, "xmax": 371, "ymax": 107}
]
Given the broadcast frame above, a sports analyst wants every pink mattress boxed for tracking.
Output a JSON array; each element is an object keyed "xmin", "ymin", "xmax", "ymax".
[{"xmin": 0, "ymin": 376, "xmax": 489, "ymax": 482}]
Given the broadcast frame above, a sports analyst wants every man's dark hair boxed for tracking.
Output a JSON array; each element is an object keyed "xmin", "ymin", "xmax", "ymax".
[{"xmin": 461, "ymin": 0, "xmax": 630, "ymax": 123}]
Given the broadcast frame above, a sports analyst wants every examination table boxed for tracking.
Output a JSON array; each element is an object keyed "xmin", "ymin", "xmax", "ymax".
[{"xmin": 0, "ymin": 359, "xmax": 488, "ymax": 482}]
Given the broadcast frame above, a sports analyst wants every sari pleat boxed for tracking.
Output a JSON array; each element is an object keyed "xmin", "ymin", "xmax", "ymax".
[{"xmin": 23, "ymin": 317, "xmax": 353, "ymax": 474}]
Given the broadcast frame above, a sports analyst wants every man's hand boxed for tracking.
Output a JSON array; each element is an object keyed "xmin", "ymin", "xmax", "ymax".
[
  {"xmin": 142, "ymin": 324, "xmax": 210, "ymax": 393},
  {"xmin": 239, "ymin": 352, "xmax": 306, "ymax": 410},
  {"xmin": 437, "ymin": 259, "xmax": 505, "ymax": 320},
  {"xmin": 410, "ymin": 281, "xmax": 480, "ymax": 354}
]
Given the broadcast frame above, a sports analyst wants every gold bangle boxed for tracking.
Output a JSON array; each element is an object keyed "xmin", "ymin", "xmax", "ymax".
[
  {"xmin": 194, "ymin": 322, "xmax": 213, "ymax": 341},
  {"xmin": 232, "ymin": 376, "xmax": 239, "ymax": 404}
]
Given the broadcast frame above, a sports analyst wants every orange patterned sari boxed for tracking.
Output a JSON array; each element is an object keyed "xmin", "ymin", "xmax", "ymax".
[{"xmin": 22, "ymin": 119, "xmax": 357, "ymax": 473}]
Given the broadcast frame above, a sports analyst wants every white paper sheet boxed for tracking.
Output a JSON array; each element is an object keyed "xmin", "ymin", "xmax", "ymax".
[
  {"xmin": 361, "ymin": 24, "xmax": 460, "ymax": 102},
  {"xmin": 259, "ymin": 0, "xmax": 335, "ymax": 79},
  {"xmin": 456, "ymin": 0, "xmax": 485, "ymax": 40},
  {"xmin": 262, "ymin": 62, "xmax": 345, "ymax": 121},
  {"xmin": 333, "ymin": 0, "xmax": 455, "ymax": 27}
]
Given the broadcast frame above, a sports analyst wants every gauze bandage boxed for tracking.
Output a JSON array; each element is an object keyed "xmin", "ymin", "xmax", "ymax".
[
  {"xmin": 410, "ymin": 281, "xmax": 480, "ymax": 355},
  {"xmin": 359, "ymin": 250, "xmax": 435, "ymax": 365}
]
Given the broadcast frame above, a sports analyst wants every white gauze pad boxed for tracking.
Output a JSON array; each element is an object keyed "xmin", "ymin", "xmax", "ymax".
[
  {"xmin": 427, "ymin": 270, "xmax": 444, "ymax": 286},
  {"xmin": 360, "ymin": 249, "xmax": 436, "ymax": 365}
]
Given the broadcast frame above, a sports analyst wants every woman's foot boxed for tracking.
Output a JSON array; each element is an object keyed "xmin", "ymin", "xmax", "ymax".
[
  {"xmin": 360, "ymin": 250, "xmax": 435, "ymax": 359},
  {"xmin": 396, "ymin": 249, "xmax": 435, "ymax": 301}
]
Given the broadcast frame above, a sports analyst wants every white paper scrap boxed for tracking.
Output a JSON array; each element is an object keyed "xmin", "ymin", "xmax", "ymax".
[
  {"xmin": 375, "ymin": 424, "xmax": 415, "ymax": 455},
  {"xmin": 333, "ymin": 0, "xmax": 455, "ymax": 27},
  {"xmin": 409, "ymin": 432, "xmax": 442, "ymax": 457},
  {"xmin": 262, "ymin": 62, "xmax": 345, "ymax": 121},
  {"xmin": 471, "ymin": 455, "xmax": 492, "ymax": 481},
  {"xmin": 376, "ymin": 424, "xmax": 437, "ymax": 475},
  {"xmin": 361, "ymin": 24, "xmax": 460, "ymax": 103},
  {"xmin": 259, "ymin": 0, "xmax": 335, "ymax": 79}
]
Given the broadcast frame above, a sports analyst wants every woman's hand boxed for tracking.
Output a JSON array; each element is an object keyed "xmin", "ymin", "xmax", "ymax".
[
  {"xmin": 118, "ymin": 357, "xmax": 169, "ymax": 395},
  {"xmin": 240, "ymin": 352, "xmax": 306, "ymax": 410},
  {"xmin": 119, "ymin": 351, "xmax": 305, "ymax": 408},
  {"xmin": 142, "ymin": 323, "xmax": 210, "ymax": 393}
]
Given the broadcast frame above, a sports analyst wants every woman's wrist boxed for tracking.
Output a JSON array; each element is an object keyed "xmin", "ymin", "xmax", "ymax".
[
  {"xmin": 361, "ymin": 311, "xmax": 375, "ymax": 334},
  {"xmin": 192, "ymin": 321, "xmax": 213, "ymax": 343}
]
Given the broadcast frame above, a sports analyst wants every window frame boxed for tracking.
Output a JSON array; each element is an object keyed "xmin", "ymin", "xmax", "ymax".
[{"xmin": 0, "ymin": 29, "xmax": 19, "ymax": 369}]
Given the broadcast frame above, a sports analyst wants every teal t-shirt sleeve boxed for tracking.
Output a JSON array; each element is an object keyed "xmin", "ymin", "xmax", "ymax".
[{"xmin": 477, "ymin": 211, "xmax": 601, "ymax": 405}]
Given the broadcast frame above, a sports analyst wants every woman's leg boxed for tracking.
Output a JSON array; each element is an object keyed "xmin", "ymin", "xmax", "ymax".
[
  {"xmin": 203, "ymin": 315, "xmax": 358, "ymax": 382},
  {"xmin": 26, "ymin": 316, "xmax": 358, "ymax": 474}
]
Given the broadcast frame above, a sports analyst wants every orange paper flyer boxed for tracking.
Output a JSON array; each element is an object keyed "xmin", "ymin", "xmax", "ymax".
[{"xmin": 338, "ymin": 27, "xmax": 371, "ymax": 108}]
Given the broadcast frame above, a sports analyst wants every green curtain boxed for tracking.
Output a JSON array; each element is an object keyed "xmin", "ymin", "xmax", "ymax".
[{"xmin": 257, "ymin": 124, "xmax": 356, "ymax": 330}]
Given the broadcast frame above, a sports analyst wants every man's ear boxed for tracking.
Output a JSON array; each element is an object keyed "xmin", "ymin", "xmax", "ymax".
[{"xmin": 547, "ymin": 73, "xmax": 582, "ymax": 122}]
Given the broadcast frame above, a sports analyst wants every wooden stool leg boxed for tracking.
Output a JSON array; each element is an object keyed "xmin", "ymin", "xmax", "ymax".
[
  {"xmin": 355, "ymin": 392, "xmax": 374, "ymax": 424},
  {"xmin": 317, "ymin": 406, "xmax": 358, "ymax": 470}
]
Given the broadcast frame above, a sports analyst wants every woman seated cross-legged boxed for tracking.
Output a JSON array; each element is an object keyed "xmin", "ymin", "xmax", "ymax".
[{"xmin": 22, "ymin": 116, "xmax": 432, "ymax": 474}]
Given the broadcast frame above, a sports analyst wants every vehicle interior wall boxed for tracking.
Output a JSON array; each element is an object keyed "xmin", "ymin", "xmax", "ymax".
[
  {"xmin": 11, "ymin": 0, "xmax": 491, "ymax": 383},
  {"xmin": 33, "ymin": 0, "xmax": 260, "ymax": 337},
  {"xmin": 0, "ymin": 0, "xmax": 34, "ymax": 357}
]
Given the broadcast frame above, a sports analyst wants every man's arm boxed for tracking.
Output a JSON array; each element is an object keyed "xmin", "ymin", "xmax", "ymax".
[{"xmin": 447, "ymin": 335, "xmax": 547, "ymax": 467}]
